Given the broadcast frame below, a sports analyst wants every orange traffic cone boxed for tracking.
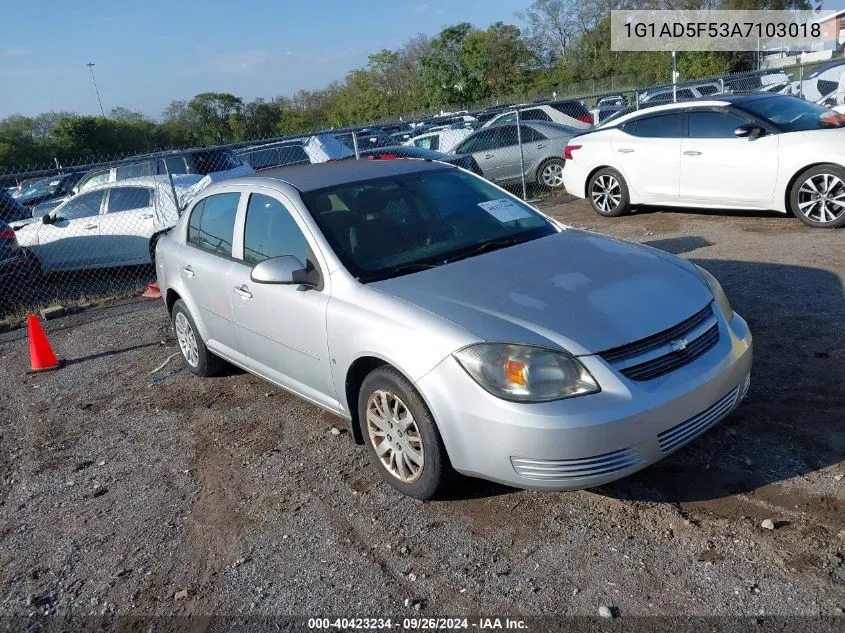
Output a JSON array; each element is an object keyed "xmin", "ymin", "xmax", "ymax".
[{"xmin": 27, "ymin": 315, "xmax": 62, "ymax": 373}]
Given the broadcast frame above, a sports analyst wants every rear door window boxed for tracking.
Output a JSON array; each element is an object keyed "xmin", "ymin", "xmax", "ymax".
[
  {"xmin": 107, "ymin": 187, "xmax": 153, "ymax": 213},
  {"xmin": 188, "ymin": 192, "xmax": 240, "ymax": 257},
  {"xmin": 626, "ymin": 113, "xmax": 683, "ymax": 138}
]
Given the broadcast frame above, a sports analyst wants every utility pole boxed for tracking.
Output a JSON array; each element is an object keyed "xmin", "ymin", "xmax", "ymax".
[{"xmin": 85, "ymin": 62, "xmax": 105, "ymax": 117}]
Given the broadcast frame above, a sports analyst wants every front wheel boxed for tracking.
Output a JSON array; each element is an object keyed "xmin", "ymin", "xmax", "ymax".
[
  {"xmin": 789, "ymin": 164, "xmax": 845, "ymax": 228},
  {"xmin": 358, "ymin": 365, "xmax": 451, "ymax": 500},
  {"xmin": 587, "ymin": 167, "xmax": 631, "ymax": 217}
]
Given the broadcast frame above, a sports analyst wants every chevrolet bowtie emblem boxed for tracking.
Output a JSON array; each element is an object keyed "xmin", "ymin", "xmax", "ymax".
[{"xmin": 670, "ymin": 338, "xmax": 689, "ymax": 352}]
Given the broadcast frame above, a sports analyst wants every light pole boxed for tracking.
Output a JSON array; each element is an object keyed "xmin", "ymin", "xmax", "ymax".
[{"xmin": 85, "ymin": 62, "xmax": 105, "ymax": 117}]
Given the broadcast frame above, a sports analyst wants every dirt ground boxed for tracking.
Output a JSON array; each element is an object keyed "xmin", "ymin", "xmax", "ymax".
[{"xmin": 0, "ymin": 198, "xmax": 843, "ymax": 629}]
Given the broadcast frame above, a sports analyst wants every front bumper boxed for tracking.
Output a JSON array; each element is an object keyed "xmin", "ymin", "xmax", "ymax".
[{"xmin": 416, "ymin": 311, "xmax": 752, "ymax": 491}]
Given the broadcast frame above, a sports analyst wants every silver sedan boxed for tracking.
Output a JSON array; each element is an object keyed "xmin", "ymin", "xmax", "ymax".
[
  {"xmin": 155, "ymin": 159, "xmax": 752, "ymax": 500},
  {"xmin": 450, "ymin": 121, "xmax": 579, "ymax": 190}
]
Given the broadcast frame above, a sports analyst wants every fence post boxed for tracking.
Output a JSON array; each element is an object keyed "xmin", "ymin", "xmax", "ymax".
[
  {"xmin": 516, "ymin": 109, "xmax": 527, "ymax": 201},
  {"xmin": 352, "ymin": 131, "xmax": 360, "ymax": 160},
  {"xmin": 719, "ymin": 78, "xmax": 725, "ymax": 94},
  {"xmin": 798, "ymin": 59, "xmax": 804, "ymax": 99}
]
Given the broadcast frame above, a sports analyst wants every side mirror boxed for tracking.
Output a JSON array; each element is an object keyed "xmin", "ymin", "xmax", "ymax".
[
  {"xmin": 41, "ymin": 213, "xmax": 54, "ymax": 224},
  {"xmin": 735, "ymin": 124, "xmax": 764, "ymax": 138},
  {"xmin": 250, "ymin": 255, "xmax": 315, "ymax": 286}
]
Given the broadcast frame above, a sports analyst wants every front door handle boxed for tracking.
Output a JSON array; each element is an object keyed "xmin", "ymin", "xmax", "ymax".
[
  {"xmin": 618, "ymin": 148, "xmax": 634, "ymax": 153},
  {"xmin": 83, "ymin": 224, "xmax": 98, "ymax": 230},
  {"xmin": 182, "ymin": 265, "xmax": 195, "ymax": 277},
  {"xmin": 683, "ymin": 150, "xmax": 702, "ymax": 156},
  {"xmin": 483, "ymin": 153, "xmax": 495, "ymax": 159},
  {"xmin": 141, "ymin": 213, "xmax": 154, "ymax": 219},
  {"xmin": 233, "ymin": 284, "xmax": 253, "ymax": 299}
]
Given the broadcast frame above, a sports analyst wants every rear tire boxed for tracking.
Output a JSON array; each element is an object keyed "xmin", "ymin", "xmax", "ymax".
[
  {"xmin": 358, "ymin": 365, "xmax": 451, "ymax": 500},
  {"xmin": 171, "ymin": 299, "xmax": 226, "ymax": 377},
  {"xmin": 536, "ymin": 158, "xmax": 566, "ymax": 190},
  {"xmin": 587, "ymin": 168, "xmax": 630, "ymax": 217},
  {"xmin": 789, "ymin": 164, "xmax": 845, "ymax": 228}
]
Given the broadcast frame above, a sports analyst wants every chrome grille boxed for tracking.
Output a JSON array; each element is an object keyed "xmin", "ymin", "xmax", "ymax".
[
  {"xmin": 658, "ymin": 387, "xmax": 739, "ymax": 453},
  {"xmin": 511, "ymin": 447, "xmax": 643, "ymax": 481},
  {"xmin": 599, "ymin": 303, "xmax": 720, "ymax": 381}
]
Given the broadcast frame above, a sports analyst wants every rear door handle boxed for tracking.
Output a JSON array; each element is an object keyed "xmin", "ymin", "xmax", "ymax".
[
  {"xmin": 483, "ymin": 153, "xmax": 495, "ymax": 159},
  {"xmin": 683, "ymin": 150, "xmax": 702, "ymax": 156},
  {"xmin": 182, "ymin": 265, "xmax": 195, "ymax": 277},
  {"xmin": 233, "ymin": 284, "xmax": 253, "ymax": 299},
  {"xmin": 535, "ymin": 144, "xmax": 547, "ymax": 149},
  {"xmin": 141, "ymin": 213, "xmax": 154, "ymax": 219},
  {"xmin": 83, "ymin": 224, "xmax": 98, "ymax": 230},
  {"xmin": 618, "ymin": 148, "xmax": 634, "ymax": 153}
]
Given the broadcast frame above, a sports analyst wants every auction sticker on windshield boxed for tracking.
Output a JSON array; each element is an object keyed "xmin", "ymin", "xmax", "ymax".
[{"xmin": 478, "ymin": 199, "xmax": 533, "ymax": 223}]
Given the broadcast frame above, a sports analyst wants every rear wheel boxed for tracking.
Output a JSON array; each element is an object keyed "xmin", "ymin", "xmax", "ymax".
[
  {"xmin": 537, "ymin": 158, "xmax": 566, "ymax": 190},
  {"xmin": 358, "ymin": 365, "xmax": 451, "ymax": 500},
  {"xmin": 587, "ymin": 167, "xmax": 630, "ymax": 217},
  {"xmin": 789, "ymin": 164, "xmax": 845, "ymax": 228},
  {"xmin": 171, "ymin": 299, "xmax": 225, "ymax": 377}
]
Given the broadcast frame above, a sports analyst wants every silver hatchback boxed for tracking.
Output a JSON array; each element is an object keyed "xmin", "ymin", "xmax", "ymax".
[{"xmin": 156, "ymin": 160, "xmax": 752, "ymax": 499}]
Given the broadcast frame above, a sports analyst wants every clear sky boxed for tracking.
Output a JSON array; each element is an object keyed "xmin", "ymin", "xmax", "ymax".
[{"xmin": 0, "ymin": 0, "xmax": 531, "ymax": 119}]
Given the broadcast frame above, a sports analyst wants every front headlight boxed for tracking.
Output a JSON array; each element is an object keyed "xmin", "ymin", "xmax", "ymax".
[
  {"xmin": 453, "ymin": 343, "xmax": 600, "ymax": 403},
  {"xmin": 695, "ymin": 265, "xmax": 733, "ymax": 321}
]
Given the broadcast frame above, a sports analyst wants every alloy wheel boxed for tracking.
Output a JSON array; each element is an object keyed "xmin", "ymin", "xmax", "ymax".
[
  {"xmin": 541, "ymin": 162, "xmax": 565, "ymax": 188},
  {"xmin": 591, "ymin": 174, "xmax": 622, "ymax": 213},
  {"xmin": 174, "ymin": 312, "xmax": 199, "ymax": 368},
  {"xmin": 797, "ymin": 173, "xmax": 845, "ymax": 225},
  {"xmin": 366, "ymin": 389, "xmax": 424, "ymax": 483}
]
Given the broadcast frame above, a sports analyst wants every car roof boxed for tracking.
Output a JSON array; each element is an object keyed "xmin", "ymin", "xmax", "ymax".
[
  {"xmin": 79, "ymin": 175, "xmax": 199, "ymax": 193},
  {"xmin": 237, "ymin": 159, "xmax": 450, "ymax": 192}
]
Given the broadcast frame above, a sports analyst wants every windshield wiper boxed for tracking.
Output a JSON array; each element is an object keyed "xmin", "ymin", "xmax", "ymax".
[
  {"xmin": 360, "ymin": 262, "xmax": 442, "ymax": 283},
  {"xmin": 440, "ymin": 235, "xmax": 537, "ymax": 265}
]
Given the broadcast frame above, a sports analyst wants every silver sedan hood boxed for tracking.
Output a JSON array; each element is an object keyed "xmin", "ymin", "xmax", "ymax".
[{"xmin": 371, "ymin": 230, "xmax": 712, "ymax": 356}]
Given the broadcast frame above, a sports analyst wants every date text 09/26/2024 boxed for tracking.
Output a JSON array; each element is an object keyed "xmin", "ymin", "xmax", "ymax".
[{"xmin": 308, "ymin": 617, "xmax": 529, "ymax": 630}]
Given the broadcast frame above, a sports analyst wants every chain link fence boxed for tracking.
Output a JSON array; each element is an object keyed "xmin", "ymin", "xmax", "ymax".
[{"xmin": 0, "ymin": 58, "xmax": 838, "ymax": 321}]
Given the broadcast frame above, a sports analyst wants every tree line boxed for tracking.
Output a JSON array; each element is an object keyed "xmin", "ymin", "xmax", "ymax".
[{"xmin": 0, "ymin": 0, "xmax": 803, "ymax": 173}]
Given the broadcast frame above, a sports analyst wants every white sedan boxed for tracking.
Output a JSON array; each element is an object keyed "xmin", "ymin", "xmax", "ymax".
[
  {"xmin": 15, "ymin": 175, "xmax": 204, "ymax": 273},
  {"xmin": 562, "ymin": 94, "xmax": 845, "ymax": 228}
]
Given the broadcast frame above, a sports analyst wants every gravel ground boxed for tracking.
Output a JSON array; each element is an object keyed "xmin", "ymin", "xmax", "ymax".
[{"xmin": 0, "ymin": 199, "xmax": 843, "ymax": 630}]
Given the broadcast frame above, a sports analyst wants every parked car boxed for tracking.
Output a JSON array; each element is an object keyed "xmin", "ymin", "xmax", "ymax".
[
  {"xmin": 402, "ymin": 127, "xmax": 473, "ymax": 153},
  {"xmin": 597, "ymin": 94, "xmax": 628, "ymax": 108},
  {"xmin": 0, "ymin": 220, "xmax": 40, "ymax": 296},
  {"xmin": 639, "ymin": 82, "xmax": 724, "ymax": 105},
  {"xmin": 0, "ymin": 189, "xmax": 30, "ymax": 224},
  {"xmin": 35, "ymin": 148, "xmax": 251, "ymax": 218},
  {"xmin": 335, "ymin": 128, "xmax": 391, "ymax": 150},
  {"xmin": 450, "ymin": 121, "xmax": 579, "ymax": 190},
  {"xmin": 14, "ymin": 175, "xmax": 206, "ymax": 274},
  {"xmin": 339, "ymin": 145, "xmax": 481, "ymax": 173},
  {"xmin": 482, "ymin": 101, "xmax": 594, "ymax": 130},
  {"xmin": 237, "ymin": 135, "xmax": 353, "ymax": 170},
  {"xmin": 154, "ymin": 159, "xmax": 752, "ymax": 499},
  {"xmin": 796, "ymin": 59, "xmax": 845, "ymax": 102},
  {"xmin": 14, "ymin": 171, "xmax": 85, "ymax": 212},
  {"xmin": 562, "ymin": 94, "xmax": 845, "ymax": 228}
]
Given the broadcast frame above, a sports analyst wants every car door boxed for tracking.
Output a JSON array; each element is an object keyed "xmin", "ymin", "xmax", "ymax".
[
  {"xmin": 227, "ymin": 190, "xmax": 336, "ymax": 407},
  {"xmin": 454, "ymin": 129, "xmax": 499, "ymax": 176},
  {"xmin": 679, "ymin": 109, "xmax": 779, "ymax": 204},
  {"xmin": 474, "ymin": 124, "xmax": 523, "ymax": 182},
  {"xmin": 34, "ymin": 190, "xmax": 105, "ymax": 271},
  {"xmin": 99, "ymin": 186, "xmax": 156, "ymax": 265},
  {"xmin": 611, "ymin": 113, "xmax": 683, "ymax": 200},
  {"xmin": 181, "ymin": 191, "xmax": 241, "ymax": 353}
]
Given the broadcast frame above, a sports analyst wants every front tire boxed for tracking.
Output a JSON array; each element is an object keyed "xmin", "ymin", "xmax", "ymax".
[
  {"xmin": 171, "ymin": 299, "xmax": 226, "ymax": 377},
  {"xmin": 789, "ymin": 164, "xmax": 845, "ymax": 228},
  {"xmin": 587, "ymin": 167, "xmax": 630, "ymax": 217},
  {"xmin": 358, "ymin": 365, "xmax": 451, "ymax": 500}
]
